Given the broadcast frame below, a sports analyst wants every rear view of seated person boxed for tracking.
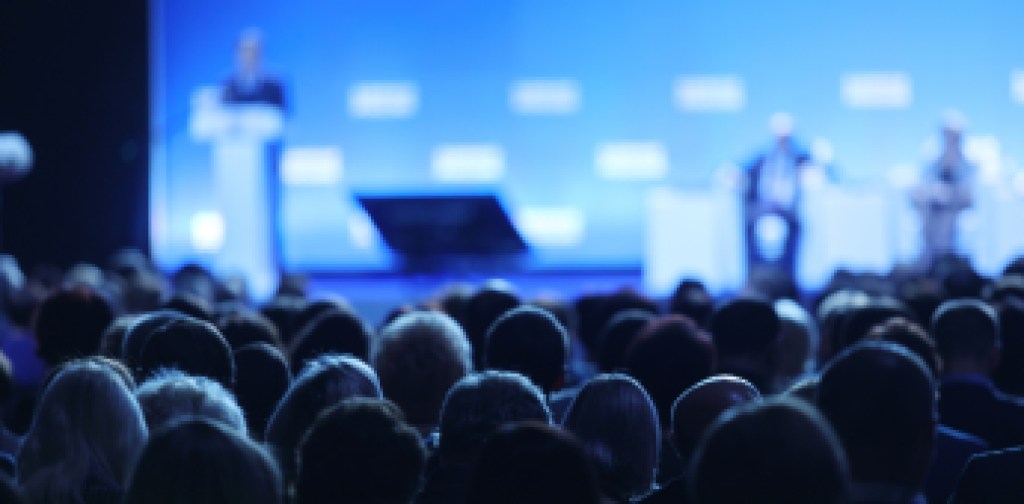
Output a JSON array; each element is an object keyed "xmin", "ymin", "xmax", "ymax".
[
  {"xmin": 137, "ymin": 316, "xmax": 236, "ymax": 391},
  {"xmin": 18, "ymin": 359, "xmax": 148, "ymax": 504},
  {"xmin": 33, "ymin": 287, "xmax": 115, "ymax": 368},
  {"xmin": 816, "ymin": 342, "xmax": 937, "ymax": 503},
  {"xmin": 640, "ymin": 375, "xmax": 761, "ymax": 504},
  {"xmin": 689, "ymin": 397, "xmax": 849, "ymax": 504},
  {"xmin": 265, "ymin": 354, "xmax": 382, "ymax": 489},
  {"xmin": 484, "ymin": 305, "xmax": 568, "ymax": 395},
  {"xmin": 289, "ymin": 309, "xmax": 371, "ymax": 369},
  {"xmin": 419, "ymin": 370, "xmax": 552, "ymax": 504},
  {"xmin": 135, "ymin": 369, "xmax": 248, "ymax": 434},
  {"xmin": 123, "ymin": 418, "xmax": 282, "ymax": 504},
  {"xmin": 233, "ymin": 342, "xmax": 291, "ymax": 440},
  {"xmin": 932, "ymin": 299, "xmax": 1024, "ymax": 449},
  {"xmin": 562, "ymin": 373, "xmax": 661, "ymax": 503},
  {"xmin": 709, "ymin": 297, "xmax": 779, "ymax": 394},
  {"xmin": 295, "ymin": 398, "xmax": 426, "ymax": 504},
  {"xmin": 467, "ymin": 422, "xmax": 603, "ymax": 504},
  {"xmin": 372, "ymin": 311, "xmax": 473, "ymax": 437}
]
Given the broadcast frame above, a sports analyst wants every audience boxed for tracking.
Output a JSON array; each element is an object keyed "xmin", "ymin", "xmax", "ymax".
[
  {"xmin": 296, "ymin": 398, "xmax": 426, "ymax": 504},
  {"xmin": 135, "ymin": 369, "xmax": 248, "ymax": 434},
  {"xmin": 137, "ymin": 316, "xmax": 235, "ymax": 390},
  {"xmin": 562, "ymin": 373, "xmax": 660, "ymax": 503},
  {"xmin": 689, "ymin": 397, "xmax": 849, "ymax": 504},
  {"xmin": 462, "ymin": 283, "xmax": 521, "ymax": 370},
  {"xmin": 709, "ymin": 296, "xmax": 780, "ymax": 393},
  {"xmin": 233, "ymin": 342, "xmax": 291, "ymax": 440},
  {"xmin": 123, "ymin": 418, "xmax": 282, "ymax": 504},
  {"xmin": 33, "ymin": 287, "xmax": 114, "ymax": 368},
  {"xmin": 484, "ymin": 305, "xmax": 568, "ymax": 394},
  {"xmin": 289, "ymin": 309, "xmax": 371, "ymax": 369}
]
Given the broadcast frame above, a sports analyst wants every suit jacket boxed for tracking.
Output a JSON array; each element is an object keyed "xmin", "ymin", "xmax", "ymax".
[
  {"xmin": 938, "ymin": 375, "xmax": 1024, "ymax": 450},
  {"xmin": 742, "ymin": 141, "xmax": 812, "ymax": 211},
  {"xmin": 223, "ymin": 75, "xmax": 287, "ymax": 110},
  {"xmin": 950, "ymin": 445, "xmax": 1024, "ymax": 503},
  {"xmin": 926, "ymin": 424, "xmax": 988, "ymax": 504}
]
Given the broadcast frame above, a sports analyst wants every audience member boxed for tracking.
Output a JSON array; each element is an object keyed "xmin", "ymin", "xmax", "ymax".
[
  {"xmin": 17, "ymin": 359, "xmax": 148, "ymax": 503},
  {"xmin": 123, "ymin": 418, "xmax": 282, "ymax": 504},
  {"xmin": 668, "ymin": 279, "xmax": 714, "ymax": 328},
  {"xmin": 816, "ymin": 342, "xmax": 936, "ymax": 503},
  {"xmin": 462, "ymin": 282, "xmax": 521, "ymax": 369},
  {"xmin": 32, "ymin": 287, "xmax": 114, "ymax": 367},
  {"xmin": 689, "ymin": 397, "xmax": 849, "ymax": 504},
  {"xmin": 119, "ymin": 310, "xmax": 185, "ymax": 375},
  {"xmin": 217, "ymin": 310, "xmax": 283, "ymax": 350},
  {"xmin": 484, "ymin": 305, "xmax": 567, "ymax": 394},
  {"xmin": 596, "ymin": 309, "xmax": 653, "ymax": 373},
  {"xmin": 233, "ymin": 342, "xmax": 291, "ymax": 440},
  {"xmin": 709, "ymin": 296, "xmax": 779, "ymax": 393},
  {"xmin": 296, "ymin": 398, "xmax": 426, "ymax": 504},
  {"xmin": 932, "ymin": 299, "xmax": 1024, "ymax": 448},
  {"xmin": 161, "ymin": 293, "xmax": 213, "ymax": 322},
  {"xmin": 563, "ymin": 373, "xmax": 660, "ymax": 503},
  {"xmin": 372, "ymin": 311, "xmax": 472, "ymax": 436},
  {"xmin": 993, "ymin": 297, "xmax": 1024, "ymax": 396},
  {"xmin": 772, "ymin": 299, "xmax": 818, "ymax": 391},
  {"xmin": 419, "ymin": 370, "xmax": 551, "ymax": 504},
  {"xmin": 135, "ymin": 369, "xmax": 247, "ymax": 434},
  {"xmin": 467, "ymin": 422, "xmax": 602, "ymax": 504},
  {"xmin": 950, "ymin": 444, "xmax": 1024, "ymax": 503},
  {"xmin": 289, "ymin": 309, "xmax": 371, "ymax": 368},
  {"xmin": 137, "ymin": 316, "xmax": 235, "ymax": 390}
]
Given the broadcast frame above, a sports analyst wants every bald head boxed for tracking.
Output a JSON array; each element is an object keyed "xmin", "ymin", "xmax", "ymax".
[{"xmin": 670, "ymin": 375, "xmax": 761, "ymax": 462}]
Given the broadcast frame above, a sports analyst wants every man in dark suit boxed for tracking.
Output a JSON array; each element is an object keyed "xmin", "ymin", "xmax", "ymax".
[
  {"xmin": 742, "ymin": 113, "xmax": 811, "ymax": 284},
  {"xmin": 933, "ymin": 299, "xmax": 1024, "ymax": 449}
]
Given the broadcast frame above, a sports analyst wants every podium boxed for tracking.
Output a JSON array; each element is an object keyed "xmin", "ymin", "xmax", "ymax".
[{"xmin": 190, "ymin": 94, "xmax": 282, "ymax": 300}]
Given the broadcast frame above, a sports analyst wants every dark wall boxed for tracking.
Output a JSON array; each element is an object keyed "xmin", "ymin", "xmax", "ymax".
[{"xmin": 0, "ymin": 0, "xmax": 149, "ymax": 271}]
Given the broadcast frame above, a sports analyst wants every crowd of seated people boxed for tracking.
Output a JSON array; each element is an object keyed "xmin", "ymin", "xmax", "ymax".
[{"xmin": 1, "ymin": 249, "xmax": 1024, "ymax": 503}]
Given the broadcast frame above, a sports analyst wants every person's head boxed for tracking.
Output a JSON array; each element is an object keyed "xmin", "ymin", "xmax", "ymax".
[
  {"xmin": 468, "ymin": 422, "xmax": 602, "ymax": 504},
  {"xmin": 816, "ymin": 342, "xmax": 937, "ymax": 488},
  {"xmin": 138, "ymin": 316, "xmax": 236, "ymax": 390},
  {"xmin": 931, "ymin": 299, "xmax": 1000, "ymax": 376},
  {"xmin": 290, "ymin": 310, "xmax": 371, "ymax": 369},
  {"xmin": 576, "ymin": 290, "xmax": 660, "ymax": 359},
  {"xmin": 124, "ymin": 418, "xmax": 282, "ymax": 504},
  {"xmin": 120, "ymin": 310, "xmax": 185, "ymax": 374},
  {"xmin": 670, "ymin": 375, "xmax": 761, "ymax": 465},
  {"xmin": 562, "ymin": 374, "xmax": 660, "ymax": 501},
  {"xmin": 265, "ymin": 354, "xmax": 381, "ymax": 486},
  {"xmin": 596, "ymin": 309, "xmax": 653, "ymax": 373},
  {"xmin": 135, "ymin": 369, "xmax": 247, "ymax": 434},
  {"xmin": 372, "ymin": 311, "xmax": 472, "ymax": 432},
  {"xmin": 994, "ymin": 297, "xmax": 1024, "ymax": 395},
  {"xmin": 296, "ymin": 398, "xmax": 426, "ymax": 504},
  {"xmin": 773, "ymin": 300, "xmax": 818, "ymax": 384},
  {"xmin": 234, "ymin": 342, "xmax": 291, "ymax": 440},
  {"xmin": 162, "ymin": 293, "xmax": 213, "ymax": 322},
  {"xmin": 669, "ymin": 279, "xmax": 714, "ymax": 328},
  {"xmin": 237, "ymin": 28, "xmax": 264, "ymax": 75},
  {"xmin": 217, "ymin": 310, "xmax": 283, "ymax": 350},
  {"xmin": 689, "ymin": 397, "xmax": 849, "ymax": 504},
  {"xmin": 18, "ymin": 359, "xmax": 148, "ymax": 502},
  {"xmin": 99, "ymin": 314, "xmax": 138, "ymax": 359},
  {"xmin": 835, "ymin": 298, "xmax": 910, "ymax": 351},
  {"xmin": 33, "ymin": 287, "xmax": 114, "ymax": 367},
  {"xmin": 625, "ymin": 315, "xmax": 715, "ymax": 427},
  {"xmin": 710, "ymin": 296, "xmax": 780, "ymax": 359},
  {"xmin": 865, "ymin": 317, "xmax": 942, "ymax": 380},
  {"xmin": 438, "ymin": 370, "xmax": 551, "ymax": 463},
  {"xmin": 484, "ymin": 305, "xmax": 567, "ymax": 393},
  {"xmin": 463, "ymin": 284, "xmax": 521, "ymax": 369},
  {"xmin": 260, "ymin": 295, "xmax": 306, "ymax": 345},
  {"xmin": 770, "ymin": 112, "xmax": 795, "ymax": 142}
]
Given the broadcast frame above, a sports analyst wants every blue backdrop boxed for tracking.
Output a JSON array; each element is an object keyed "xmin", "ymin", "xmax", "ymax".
[{"xmin": 150, "ymin": 0, "xmax": 1024, "ymax": 273}]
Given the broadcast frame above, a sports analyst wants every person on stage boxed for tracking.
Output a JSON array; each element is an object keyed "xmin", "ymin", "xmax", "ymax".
[
  {"xmin": 741, "ymin": 113, "xmax": 812, "ymax": 286},
  {"xmin": 912, "ymin": 111, "xmax": 975, "ymax": 269}
]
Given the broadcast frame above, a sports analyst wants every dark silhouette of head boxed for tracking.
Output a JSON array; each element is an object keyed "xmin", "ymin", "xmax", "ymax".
[
  {"xmin": 836, "ymin": 298, "xmax": 910, "ymax": 351},
  {"xmin": 596, "ymin": 309, "xmax": 653, "ymax": 373},
  {"xmin": 670, "ymin": 375, "xmax": 761, "ymax": 464},
  {"xmin": 463, "ymin": 284, "xmax": 521, "ymax": 369},
  {"xmin": 265, "ymin": 354, "xmax": 381, "ymax": 488},
  {"xmin": 260, "ymin": 295, "xmax": 306, "ymax": 345},
  {"xmin": 33, "ymin": 287, "xmax": 114, "ymax": 366},
  {"xmin": 931, "ymin": 299, "xmax": 999, "ymax": 377},
  {"xmin": 137, "ymin": 317, "xmax": 235, "ymax": 390},
  {"xmin": 290, "ymin": 310, "xmax": 371, "ymax": 369},
  {"xmin": 485, "ymin": 305, "xmax": 568, "ymax": 393},
  {"xmin": 576, "ymin": 290, "xmax": 660, "ymax": 360},
  {"xmin": 123, "ymin": 418, "xmax": 282, "ymax": 504},
  {"xmin": 290, "ymin": 298, "xmax": 351, "ymax": 344},
  {"xmin": 669, "ymin": 279, "xmax": 714, "ymax": 328},
  {"xmin": 709, "ymin": 297, "xmax": 780, "ymax": 392},
  {"xmin": 468, "ymin": 422, "xmax": 602, "ymax": 504},
  {"xmin": 438, "ymin": 370, "xmax": 551, "ymax": 464},
  {"xmin": 689, "ymin": 397, "xmax": 849, "ymax": 504},
  {"xmin": 994, "ymin": 297, "xmax": 1024, "ymax": 395},
  {"xmin": 120, "ymin": 310, "xmax": 186, "ymax": 376},
  {"xmin": 562, "ymin": 374, "xmax": 660, "ymax": 501},
  {"xmin": 217, "ymin": 310, "xmax": 283, "ymax": 350},
  {"xmin": 233, "ymin": 342, "xmax": 291, "ymax": 440},
  {"xmin": 162, "ymin": 293, "xmax": 213, "ymax": 322},
  {"xmin": 296, "ymin": 398, "xmax": 426, "ymax": 504},
  {"xmin": 816, "ymin": 342, "xmax": 937, "ymax": 489},
  {"xmin": 99, "ymin": 315, "xmax": 138, "ymax": 359},
  {"xmin": 372, "ymin": 311, "xmax": 472, "ymax": 433},
  {"xmin": 865, "ymin": 317, "xmax": 942, "ymax": 380},
  {"xmin": 625, "ymin": 315, "xmax": 715, "ymax": 427}
]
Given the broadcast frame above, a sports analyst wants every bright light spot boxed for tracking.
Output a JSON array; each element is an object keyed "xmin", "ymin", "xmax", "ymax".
[
  {"xmin": 190, "ymin": 212, "xmax": 226, "ymax": 252},
  {"xmin": 347, "ymin": 211, "xmax": 375, "ymax": 250},
  {"xmin": 282, "ymin": 147, "xmax": 343, "ymax": 186},
  {"xmin": 841, "ymin": 72, "xmax": 912, "ymax": 109},
  {"xmin": 509, "ymin": 80, "xmax": 581, "ymax": 115},
  {"xmin": 965, "ymin": 135, "xmax": 1002, "ymax": 185},
  {"xmin": 887, "ymin": 164, "xmax": 920, "ymax": 189},
  {"xmin": 595, "ymin": 142, "xmax": 668, "ymax": 180},
  {"xmin": 811, "ymin": 138, "xmax": 835, "ymax": 165},
  {"xmin": 674, "ymin": 76, "xmax": 746, "ymax": 112},
  {"xmin": 348, "ymin": 82, "xmax": 418, "ymax": 119},
  {"xmin": 431, "ymin": 144, "xmax": 505, "ymax": 182},
  {"xmin": 515, "ymin": 207, "xmax": 586, "ymax": 248},
  {"xmin": 754, "ymin": 213, "xmax": 788, "ymax": 261}
]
